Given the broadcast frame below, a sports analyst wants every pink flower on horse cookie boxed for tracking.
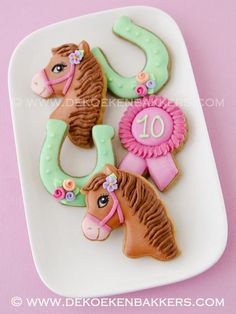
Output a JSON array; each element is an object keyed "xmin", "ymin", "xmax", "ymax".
[{"xmin": 69, "ymin": 50, "xmax": 84, "ymax": 64}]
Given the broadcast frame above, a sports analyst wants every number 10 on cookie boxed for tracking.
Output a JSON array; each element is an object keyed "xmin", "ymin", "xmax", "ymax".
[{"xmin": 137, "ymin": 114, "xmax": 165, "ymax": 139}]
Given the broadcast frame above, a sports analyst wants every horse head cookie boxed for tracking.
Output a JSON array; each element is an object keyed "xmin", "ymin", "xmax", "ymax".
[
  {"xmin": 31, "ymin": 41, "xmax": 107, "ymax": 148},
  {"xmin": 81, "ymin": 164, "xmax": 179, "ymax": 261},
  {"xmin": 119, "ymin": 95, "xmax": 187, "ymax": 191}
]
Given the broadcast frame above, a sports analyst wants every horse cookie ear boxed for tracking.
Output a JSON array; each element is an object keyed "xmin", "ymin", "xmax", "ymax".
[
  {"xmin": 78, "ymin": 41, "xmax": 90, "ymax": 54},
  {"xmin": 103, "ymin": 164, "xmax": 117, "ymax": 176}
]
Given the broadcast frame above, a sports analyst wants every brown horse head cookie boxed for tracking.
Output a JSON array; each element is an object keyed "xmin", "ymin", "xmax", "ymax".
[
  {"xmin": 31, "ymin": 41, "xmax": 107, "ymax": 148},
  {"xmin": 81, "ymin": 164, "xmax": 179, "ymax": 261}
]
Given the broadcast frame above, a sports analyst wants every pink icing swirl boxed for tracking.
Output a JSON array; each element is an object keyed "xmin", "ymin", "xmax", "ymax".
[
  {"xmin": 135, "ymin": 84, "xmax": 147, "ymax": 97},
  {"xmin": 119, "ymin": 95, "xmax": 187, "ymax": 159},
  {"xmin": 53, "ymin": 187, "xmax": 66, "ymax": 200}
]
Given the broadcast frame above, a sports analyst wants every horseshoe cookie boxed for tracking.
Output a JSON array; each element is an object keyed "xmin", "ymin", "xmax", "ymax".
[
  {"xmin": 40, "ymin": 119, "xmax": 115, "ymax": 207},
  {"xmin": 92, "ymin": 16, "xmax": 170, "ymax": 99}
]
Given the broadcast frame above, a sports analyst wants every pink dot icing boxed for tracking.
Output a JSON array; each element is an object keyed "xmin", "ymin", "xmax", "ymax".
[{"xmin": 119, "ymin": 95, "xmax": 187, "ymax": 159}]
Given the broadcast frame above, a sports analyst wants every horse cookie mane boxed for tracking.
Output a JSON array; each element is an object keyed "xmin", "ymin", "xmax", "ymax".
[
  {"xmin": 83, "ymin": 169, "xmax": 179, "ymax": 260},
  {"xmin": 54, "ymin": 43, "xmax": 106, "ymax": 147}
]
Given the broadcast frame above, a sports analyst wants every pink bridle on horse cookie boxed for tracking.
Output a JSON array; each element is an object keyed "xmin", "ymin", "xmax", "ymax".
[
  {"xmin": 32, "ymin": 49, "xmax": 84, "ymax": 97},
  {"xmin": 82, "ymin": 173, "xmax": 124, "ymax": 240},
  {"xmin": 119, "ymin": 95, "xmax": 187, "ymax": 191}
]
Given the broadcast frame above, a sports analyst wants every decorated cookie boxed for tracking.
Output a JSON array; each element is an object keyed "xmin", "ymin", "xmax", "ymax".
[
  {"xmin": 119, "ymin": 95, "xmax": 187, "ymax": 191},
  {"xmin": 40, "ymin": 120, "xmax": 115, "ymax": 207},
  {"xmin": 31, "ymin": 41, "xmax": 107, "ymax": 148},
  {"xmin": 92, "ymin": 16, "xmax": 170, "ymax": 99},
  {"xmin": 81, "ymin": 164, "xmax": 179, "ymax": 261}
]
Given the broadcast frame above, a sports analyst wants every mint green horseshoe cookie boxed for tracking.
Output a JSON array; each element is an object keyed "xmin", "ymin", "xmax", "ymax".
[
  {"xmin": 40, "ymin": 119, "xmax": 115, "ymax": 207},
  {"xmin": 92, "ymin": 16, "xmax": 170, "ymax": 99}
]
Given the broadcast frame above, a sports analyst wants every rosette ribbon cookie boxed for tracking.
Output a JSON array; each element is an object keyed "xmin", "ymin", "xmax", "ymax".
[{"xmin": 119, "ymin": 95, "xmax": 187, "ymax": 191}]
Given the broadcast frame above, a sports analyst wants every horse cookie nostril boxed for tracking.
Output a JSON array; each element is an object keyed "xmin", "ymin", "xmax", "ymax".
[
  {"xmin": 88, "ymin": 227, "xmax": 92, "ymax": 230},
  {"xmin": 34, "ymin": 81, "xmax": 38, "ymax": 85}
]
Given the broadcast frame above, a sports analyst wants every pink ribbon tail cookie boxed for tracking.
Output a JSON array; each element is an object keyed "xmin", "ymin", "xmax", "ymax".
[{"xmin": 119, "ymin": 95, "xmax": 187, "ymax": 191}]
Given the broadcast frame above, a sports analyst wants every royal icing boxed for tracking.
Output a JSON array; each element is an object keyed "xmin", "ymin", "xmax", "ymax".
[
  {"xmin": 81, "ymin": 165, "xmax": 179, "ymax": 260},
  {"xmin": 92, "ymin": 16, "xmax": 170, "ymax": 99},
  {"xmin": 31, "ymin": 41, "xmax": 106, "ymax": 149},
  {"xmin": 69, "ymin": 50, "xmax": 84, "ymax": 65},
  {"xmin": 40, "ymin": 119, "xmax": 115, "ymax": 206},
  {"xmin": 82, "ymin": 173, "xmax": 123, "ymax": 240},
  {"xmin": 119, "ymin": 95, "xmax": 187, "ymax": 191}
]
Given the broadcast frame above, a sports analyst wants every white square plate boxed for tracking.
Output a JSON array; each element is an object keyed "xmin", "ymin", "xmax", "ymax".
[{"xmin": 9, "ymin": 6, "xmax": 227, "ymax": 297}]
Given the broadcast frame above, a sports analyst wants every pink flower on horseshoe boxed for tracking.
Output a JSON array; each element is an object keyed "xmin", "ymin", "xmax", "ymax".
[
  {"xmin": 53, "ymin": 187, "xmax": 66, "ymax": 200},
  {"xmin": 135, "ymin": 84, "xmax": 148, "ymax": 97}
]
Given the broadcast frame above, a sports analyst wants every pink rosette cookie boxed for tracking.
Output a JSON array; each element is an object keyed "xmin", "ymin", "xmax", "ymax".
[{"xmin": 119, "ymin": 95, "xmax": 187, "ymax": 191}]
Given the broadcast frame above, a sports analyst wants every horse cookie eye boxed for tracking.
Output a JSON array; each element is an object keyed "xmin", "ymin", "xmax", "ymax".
[
  {"xmin": 97, "ymin": 195, "xmax": 109, "ymax": 208},
  {"xmin": 51, "ymin": 64, "xmax": 66, "ymax": 73}
]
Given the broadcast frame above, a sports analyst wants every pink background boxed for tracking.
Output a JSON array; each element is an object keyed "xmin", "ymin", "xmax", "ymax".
[{"xmin": 0, "ymin": 0, "xmax": 235, "ymax": 313}]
